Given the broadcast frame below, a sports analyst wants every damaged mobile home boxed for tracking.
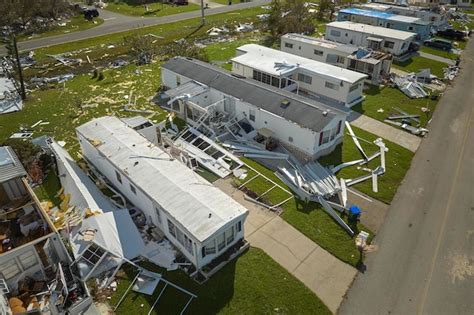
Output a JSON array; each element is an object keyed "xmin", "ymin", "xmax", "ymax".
[
  {"xmin": 231, "ymin": 44, "xmax": 367, "ymax": 107},
  {"xmin": 0, "ymin": 146, "xmax": 93, "ymax": 314},
  {"xmin": 281, "ymin": 34, "xmax": 392, "ymax": 85},
  {"xmin": 325, "ymin": 21, "xmax": 417, "ymax": 60},
  {"xmin": 76, "ymin": 116, "xmax": 250, "ymax": 273},
  {"xmin": 161, "ymin": 57, "xmax": 350, "ymax": 159}
]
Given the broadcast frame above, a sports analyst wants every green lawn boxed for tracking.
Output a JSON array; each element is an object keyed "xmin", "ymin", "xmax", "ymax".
[
  {"xmin": 420, "ymin": 45, "xmax": 458, "ymax": 60},
  {"xmin": 236, "ymin": 158, "xmax": 371, "ymax": 267},
  {"xmin": 319, "ymin": 126, "xmax": 414, "ymax": 204},
  {"xmin": 392, "ymin": 56, "xmax": 447, "ymax": 78},
  {"xmin": 33, "ymin": 167, "xmax": 62, "ymax": 206},
  {"xmin": 106, "ymin": 1, "xmax": 200, "ymax": 17},
  {"xmin": 205, "ymin": 36, "xmax": 263, "ymax": 62},
  {"xmin": 109, "ymin": 248, "xmax": 331, "ymax": 314},
  {"xmin": 450, "ymin": 16, "xmax": 474, "ymax": 31},
  {"xmin": 18, "ymin": 16, "xmax": 104, "ymax": 42},
  {"xmin": 353, "ymin": 85, "xmax": 440, "ymax": 128}
]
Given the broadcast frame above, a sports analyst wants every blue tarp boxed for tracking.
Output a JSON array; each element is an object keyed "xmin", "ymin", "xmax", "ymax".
[
  {"xmin": 349, "ymin": 205, "xmax": 361, "ymax": 216},
  {"xmin": 339, "ymin": 8, "xmax": 395, "ymax": 19}
]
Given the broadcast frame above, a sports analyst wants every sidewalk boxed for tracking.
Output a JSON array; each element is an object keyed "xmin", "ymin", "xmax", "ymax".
[
  {"xmin": 215, "ymin": 179, "xmax": 358, "ymax": 314},
  {"xmin": 418, "ymin": 51, "xmax": 456, "ymax": 65},
  {"xmin": 348, "ymin": 111, "xmax": 421, "ymax": 152}
]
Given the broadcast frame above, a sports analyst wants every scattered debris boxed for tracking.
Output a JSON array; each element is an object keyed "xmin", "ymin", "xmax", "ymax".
[
  {"xmin": 31, "ymin": 73, "xmax": 74, "ymax": 86},
  {"xmin": 235, "ymin": 23, "xmax": 254, "ymax": 32},
  {"xmin": 391, "ymin": 73, "xmax": 429, "ymax": 98},
  {"xmin": 0, "ymin": 76, "xmax": 23, "ymax": 115},
  {"xmin": 444, "ymin": 65, "xmax": 459, "ymax": 81},
  {"xmin": 47, "ymin": 54, "xmax": 83, "ymax": 66},
  {"xmin": 384, "ymin": 119, "xmax": 429, "ymax": 136},
  {"xmin": 207, "ymin": 27, "xmax": 229, "ymax": 36},
  {"xmin": 111, "ymin": 58, "xmax": 129, "ymax": 68}
]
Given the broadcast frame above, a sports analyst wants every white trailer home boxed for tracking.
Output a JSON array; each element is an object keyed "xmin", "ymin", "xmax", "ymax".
[
  {"xmin": 161, "ymin": 57, "xmax": 350, "ymax": 159},
  {"xmin": 231, "ymin": 44, "xmax": 367, "ymax": 108},
  {"xmin": 76, "ymin": 116, "xmax": 249, "ymax": 271},
  {"xmin": 281, "ymin": 33, "xmax": 392, "ymax": 85},
  {"xmin": 325, "ymin": 21, "xmax": 417, "ymax": 58}
]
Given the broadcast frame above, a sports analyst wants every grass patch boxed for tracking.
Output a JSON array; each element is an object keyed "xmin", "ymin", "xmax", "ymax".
[
  {"xmin": 353, "ymin": 85, "xmax": 439, "ymax": 128},
  {"xmin": 0, "ymin": 62, "xmax": 167, "ymax": 156},
  {"xmin": 450, "ymin": 16, "xmax": 474, "ymax": 31},
  {"xmin": 420, "ymin": 45, "xmax": 458, "ymax": 60},
  {"xmin": 392, "ymin": 55, "xmax": 447, "ymax": 78},
  {"xmin": 18, "ymin": 16, "xmax": 104, "ymax": 42},
  {"xmin": 319, "ymin": 126, "xmax": 414, "ymax": 204},
  {"xmin": 106, "ymin": 1, "xmax": 200, "ymax": 17},
  {"xmin": 110, "ymin": 248, "xmax": 331, "ymax": 314},
  {"xmin": 33, "ymin": 168, "xmax": 62, "ymax": 206},
  {"xmin": 205, "ymin": 36, "xmax": 263, "ymax": 62}
]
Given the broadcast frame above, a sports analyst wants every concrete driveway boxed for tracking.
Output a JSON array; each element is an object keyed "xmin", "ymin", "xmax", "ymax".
[{"xmin": 215, "ymin": 178, "xmax": 358, "ymax": 314}]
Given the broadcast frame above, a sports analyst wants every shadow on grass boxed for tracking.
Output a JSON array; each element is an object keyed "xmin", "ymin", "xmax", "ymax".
[
  {"xmin": 111, "ymin": 256, "xmax": 238, "ymax": 314},
  {"xmin": 393, "ymin": 58, "xmax": 413, "ymax": 68}
]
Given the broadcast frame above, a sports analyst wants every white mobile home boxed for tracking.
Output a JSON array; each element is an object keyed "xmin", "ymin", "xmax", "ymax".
[
  {"xmin": 76, "ymin": 116, "xmax": 249, "ymax": 271},
  {"xmin": 325, "ymin": 21, "xmax": 417, "ymax": 58},
  {"xmin": 161, "ymin": 57, "xmax": 350, "ymax": 159},
  {"xmin": 281, "ymin": 34, "xmax": 392, "ymax": 85},
  {"xmin": 231, "ymin": 44, "xmax": 367, "ymax": 107}
]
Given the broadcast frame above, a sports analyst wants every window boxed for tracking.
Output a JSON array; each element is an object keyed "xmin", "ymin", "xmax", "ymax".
[
  {"xmin": 314, "ymin": 49, "xmax": 323, "ymax": 56},
  {"xmin": 330, "ymin": 30, "xmax": 341, "ymax": 37},
  {"xmin": 82, "ymin": 244, "xmax": 106, "ymax": 265},
  {"xmin": 155, "ymin": 206, "xmax": 162, "ymax": 224},
  {"xmin": 19, "ymin": 250, "xmax": 37, "ymax": 270},
  {"xmin": 249, "ymin": 109, "xmax": 255, "ymax": 122},
  {"xmin": 349, "ymin": 83, "xmax": 360, "ymax": 93},
  {"xmin": 288, "ymin": 136, "xmax": 293, "ymax": 142},
  {"xmin": 236, "ymin": 221, "xmax": 242, "ymax": 232},
  {"xmin": 184, "ymin": 234, "xmax": 193, "ymax": 256},
  {"xmin": 176, "ymin": 76, "xmax": 181, "ymax": 86},
  {"xmin": 217, "ymin": 233, "xmax": 225, "ymax": 252},
  {"xmin": 284, "ymin": 42, "xmax": 293, "ymax": 49},
  {"xmin": 176, "ymin": 229, "xmax": 185, "ymax": 246},
  {"xmin": 130, "ymin": 184, "xmax": 136, "ymax": 195},
  {"xmin": 325, "ymin": 81, "xmax": 339, "ymax": 90},
  {"xmin": 384, "ymin": 41, "xmax": 395, "ymax": 49},
  {"xmin": 226, "ymin": 226, "xmax": 235, "ymax": 245},
  {"xmin": 337, "ymin": 120, "xmax": 342, "ymax": 134},
  {"xmin": 408, "ymin": 26, "xmax": 414, "ymax": 31},
  {"xmin": 401, "ymin": 42, "xmax": 406, "ymax": 49},
  {"xmin": 168, "ymin": 219, "xmax": 176, "ymax": 237},
  {"xmin": 1, "ymin": 260, "xmax": 21, "ymax": 280},
  {"xmin": 319, "ymin": 130, "xmax": 331, "ymax": 146},
  {"xmin": 202, "ymin": 240, "xmax": 216, "ymax": 258},
  {"xmin": 335, "ymin": 55, "xmax": 345, "ymax": 64},
  {"xmin": 115, "ymin": 171, "xmax": 122, "ymax": 184},
  {"xmin": 297, "ymin": 73, "xmax": 312, "ymax": 85}
]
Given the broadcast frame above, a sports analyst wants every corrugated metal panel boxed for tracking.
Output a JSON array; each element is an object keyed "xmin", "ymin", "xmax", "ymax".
[{"xmin": 0, "ymin": 146, "xmax": 27, "ymax": 183}]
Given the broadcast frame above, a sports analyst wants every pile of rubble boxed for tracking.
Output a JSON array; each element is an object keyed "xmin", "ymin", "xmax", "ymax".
[{"xmin": 390, "ymin": 69, "xmax": 441, "ymax": 98}]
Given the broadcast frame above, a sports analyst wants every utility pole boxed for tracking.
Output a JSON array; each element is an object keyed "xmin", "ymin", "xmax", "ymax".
[
  {"xmin": 12, "ymin": 35, "xmax": 26, "ymax": 100},
  {"xmin": 200, "ymin": 0, "xmax": 205, "ymax": 26}
]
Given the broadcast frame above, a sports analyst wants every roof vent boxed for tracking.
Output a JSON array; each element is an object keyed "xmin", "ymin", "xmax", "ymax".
[
  {"xmin": 323, "ymin": 111, "xmax": 328, "ymax": 116},
  {"xmin": 281, "ymin": 99, "xmax": 291, "ymax": 108}
]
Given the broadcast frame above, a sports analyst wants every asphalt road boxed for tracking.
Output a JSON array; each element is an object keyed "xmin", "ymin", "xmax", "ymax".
[
  {"xmin": 0, "ymin": 0, "xmax": 269, "ymax": 54},
  {"xmin": 340, "ymin": 38, "xmax": 474, "ymax": 314}
]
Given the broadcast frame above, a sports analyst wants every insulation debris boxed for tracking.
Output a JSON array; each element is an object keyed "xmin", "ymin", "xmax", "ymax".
[
  {"xmin": 223, "ymin": 141, "xmax": 289, "ymax": 160},
  {"xmin": 31, "ymin": 73, "xmax": 74, "ymax": 86}
]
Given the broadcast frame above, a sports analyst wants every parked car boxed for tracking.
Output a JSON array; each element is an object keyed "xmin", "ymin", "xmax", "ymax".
[
  {"xmin": 84, "ymin": 8, "xmax": 99, "ymax": 21},
  {"xmin": 424, "ymin": 38, "xmax": 452, "ymax": 51},
  {"xmin": 437, "ymin": 28, "xmax": 466, "ymax": 40}
]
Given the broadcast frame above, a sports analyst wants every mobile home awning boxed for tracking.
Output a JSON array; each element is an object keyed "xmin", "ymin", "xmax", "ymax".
[{"xmin": 366, "ymin": 37, "xmax": 384, "ymax": 42}]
